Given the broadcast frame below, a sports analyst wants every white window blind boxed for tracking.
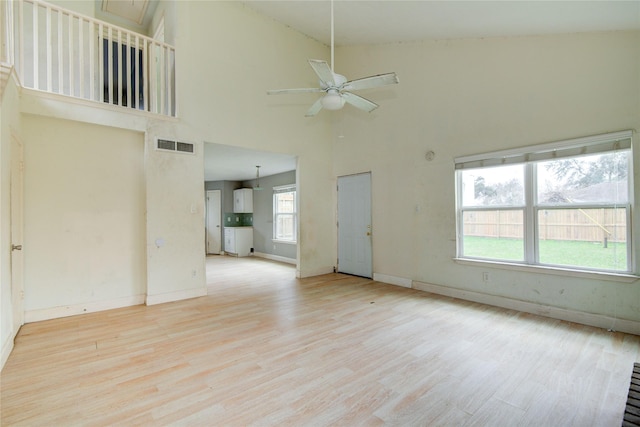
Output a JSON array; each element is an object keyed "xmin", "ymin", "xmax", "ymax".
[
  {"xmin": 454, "ymin": 130, "xmax": 632, "ymax": 170},
  {"xmin": 273, "ymin": 184, "xmax": 296, "ymax": 194}
]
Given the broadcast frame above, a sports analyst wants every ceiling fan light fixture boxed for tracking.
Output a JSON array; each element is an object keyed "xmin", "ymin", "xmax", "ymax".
[
  {"xmin": 321, "ymin": 92, "xmax": 345, "ymax": 110},
  {"xmin": 265, "ymin": 0, "xmax": 398, "ymax": 116}
]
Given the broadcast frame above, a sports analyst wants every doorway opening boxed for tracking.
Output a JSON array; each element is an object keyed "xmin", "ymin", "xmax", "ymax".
[{"xmin": 202, "ymin": 142, "xmax": 298, "ymax": 282}]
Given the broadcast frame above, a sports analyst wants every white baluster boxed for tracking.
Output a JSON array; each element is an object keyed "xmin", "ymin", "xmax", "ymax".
[{"xmin": 45, "ymin": 5, "xmax": 51, "ymax": 92}]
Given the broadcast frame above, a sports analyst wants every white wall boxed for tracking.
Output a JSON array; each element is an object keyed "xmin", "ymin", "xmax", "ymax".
[
  {"xmin": 21, "ymin": 115, "xmax": 146, "ymax": 320},
  {"xmin": 0, "ymin": 75, "xmax": 21, "ymax": 368},
  {"xmin": 334, "ymin": 31, "xmax": 640, "ymax": 325},
  {"xmin": 172, "ymin": 2, "xmax": 335, "ymax": 277},
  {"xmin": 144, "ymin": 122, "xmax": 207, "ymax": 305}
]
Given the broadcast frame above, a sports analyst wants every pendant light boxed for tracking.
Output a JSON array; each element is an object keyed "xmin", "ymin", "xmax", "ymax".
[{"xmin": 254, "ymin": 165, "xmax": 263, "ymax": 190}]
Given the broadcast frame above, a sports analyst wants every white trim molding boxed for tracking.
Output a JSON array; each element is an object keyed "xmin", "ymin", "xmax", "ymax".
[
  {"xmin": 145, "ymin": 287, "xmax": 207, "ymax": 306},
  {"xmin": 297, "ymin": 266, "xmax": 334, "ymax": 279},
  {"xmin": 1, "ymin": 333, "xmax": 15, "ymax": 371},
  {"xmin": 373, "ymin": 273, "xmax": 412, "ymax": 288},
  {"xmin": 413, "ymin": 280, "xmax": 640, "ymax": 336},
  {"xmin": 253, "ymin": 252, "xmax": 296, "ymax": 265},
  {"xmin": 25, "ymin": 294, "xmax": 146, "ymax": 323}
]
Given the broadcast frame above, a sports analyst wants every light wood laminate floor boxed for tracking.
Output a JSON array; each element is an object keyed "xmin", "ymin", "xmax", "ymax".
[{"xmin": 2, "ymin": 255, "xmax": 639, "ymax": 426}]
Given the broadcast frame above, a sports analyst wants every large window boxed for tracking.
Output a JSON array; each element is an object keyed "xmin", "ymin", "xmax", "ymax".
[
  {"xmin": 273, "ymin": 185, "xmax": 297, "ymax": 243},
  {"xmin": 455, "ymin": 131, "xmax": 632, "ymax": 273}
]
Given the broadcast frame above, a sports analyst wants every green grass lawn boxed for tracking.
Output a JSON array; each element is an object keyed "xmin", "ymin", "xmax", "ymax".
[{"xmin": 463, "ymin": 236, "xmax": 627, "ymax": 271}]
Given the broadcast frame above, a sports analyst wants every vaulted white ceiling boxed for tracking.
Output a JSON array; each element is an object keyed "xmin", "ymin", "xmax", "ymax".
[
  {"xmin": 128, "ymin": 1, "xmax": 637, "ymax": 182},
  {"xmin": 243, "ymin": 1, "xmax": 640, "ymax": 46}
]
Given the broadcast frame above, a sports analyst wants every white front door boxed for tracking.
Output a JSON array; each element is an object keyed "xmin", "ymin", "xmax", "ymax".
[
  {"xmin": 337, "ymin": 173, "xmax": 372, "ymax": 278},
  {"xmin": 206, "ymin": 190, "xmax": 221, "ymax": 254},
  {"xmin": 10, "ymin": 132, "xmax": 24, "ymax": 334}
]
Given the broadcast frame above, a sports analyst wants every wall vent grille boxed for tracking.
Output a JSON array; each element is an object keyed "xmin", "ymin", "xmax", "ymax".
[
  {"xmin": 156, "ymin": 138, "xmax": 195, "ymax": 155},
  {"xmin": 176, "ymin": 142, "xmax": 194, "ymax": 153},
  {"xmin": 157, "ymin": 139, "xmax": 176, "ymax": 151}
]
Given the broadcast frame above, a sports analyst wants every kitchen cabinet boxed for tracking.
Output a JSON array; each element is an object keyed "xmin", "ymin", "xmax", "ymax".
[
  {"xmin": 234, "ymin": 188, "xmax": 253, "ymax": 213},
  {"xmin": 224, "ymin": 227, "xmax": 253, "ymax": 257}
]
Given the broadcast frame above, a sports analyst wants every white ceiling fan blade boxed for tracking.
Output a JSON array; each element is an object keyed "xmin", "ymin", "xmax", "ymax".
[
  {"xmin": 341, "ymin": 92, "xmax": 379, "ymax": 113},
  {"xmin": 342, "ymin": 72, "xmax": 399, "ymax": 91},
  {"xmin": 267, "ymin": 88, "xmax": 325, "ymax": 95},
  {"xmin": 308, "ymin": 59, "xmax": 335, "ymax": 86},
  {"xmin": 305, "ymin": 97, "xmax": 324, "ymax": 117}
]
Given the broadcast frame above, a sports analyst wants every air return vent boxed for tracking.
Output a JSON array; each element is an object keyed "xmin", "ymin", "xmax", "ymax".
[
  {"xmin": 156, "ymin": 138, "xmax": 195, "ymax": 155},
  {"xmin": 176, "ymin": 142, "xmax": 194, "ymax": 153},
  {"xmin": 157, "ymin": 139, "xmax": 176, "ymax": 151}
]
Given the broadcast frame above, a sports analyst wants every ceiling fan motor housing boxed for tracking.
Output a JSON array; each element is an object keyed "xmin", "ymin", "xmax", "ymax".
[{"xmin": 319, "ymin": 73, "xmax": 347, "ymax": 90}]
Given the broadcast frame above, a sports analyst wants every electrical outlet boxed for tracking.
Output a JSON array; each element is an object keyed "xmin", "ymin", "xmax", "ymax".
[{"xmin": 482, "ymin": 272, "xmax": 489, "ymax": 282}]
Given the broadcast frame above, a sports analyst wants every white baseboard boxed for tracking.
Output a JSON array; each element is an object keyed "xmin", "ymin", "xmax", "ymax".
[
  {"xmin": 297, "ymin": 266, "xmax": 335, "ymax": 279},
  {"xmin": 413, "ymin": 280, "xmax": 640, "ymax": 336},
  {"xmin": 146, "ymin": 287, "xmax": 207, "ymax": 306},
  {"xmin": 25, "ymin": 294, "xmax": 146, "ymax": 323},
  {"xmin": 374, "ymin": 273, "xmax": 412, "ymax": 288},
  {"xmin": 253, "ymin": 252, "xmax": 296, "ymax": 265},
  {"xmin": 1, "ymin": 333, "xmax": 15, "ymax": 372}
]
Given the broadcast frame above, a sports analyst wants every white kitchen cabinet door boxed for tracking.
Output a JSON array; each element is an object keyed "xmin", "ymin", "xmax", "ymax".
[
  {"xmin": 224, "ymin": 227, "xmax": 253, "ymax": 257},
  {"xmin": 233, "ymin": 228, "xmax": 253, "ymax": 257},
  {"xmin": 224, "ymin": 228, "xmax": 235, "ymax": 253},
  {"xmin": 233, "ymin": 188, "xmax": 253, "ymax": 213}
]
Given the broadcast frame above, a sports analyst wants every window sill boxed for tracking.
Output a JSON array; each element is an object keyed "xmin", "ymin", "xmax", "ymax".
[
  {"xmin": 453, "ymin": 258, "xmax": 639, "ymax": 283},
  {"xmin": 272, "ymin": 239, "xmax": 296, "ymax": 245}
]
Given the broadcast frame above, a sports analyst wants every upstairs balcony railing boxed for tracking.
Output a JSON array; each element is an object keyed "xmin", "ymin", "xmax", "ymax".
[{"xmin": 2, "ymin": 0, "xmax": 176, "ymax": 117}]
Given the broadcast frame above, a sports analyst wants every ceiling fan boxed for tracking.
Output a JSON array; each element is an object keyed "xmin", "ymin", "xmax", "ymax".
[{"xmin": 267, "ymin": 0, "xmax": 399, "ymax": 117}]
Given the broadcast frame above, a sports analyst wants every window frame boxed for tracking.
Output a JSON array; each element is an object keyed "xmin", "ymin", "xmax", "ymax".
[
  {"xmin": 455, "ymin": 131, "xmax": 634, "ymax": 275},
  {"xmin": 273, "ymin": 184, "xmax": 297, "ymax": 244}
]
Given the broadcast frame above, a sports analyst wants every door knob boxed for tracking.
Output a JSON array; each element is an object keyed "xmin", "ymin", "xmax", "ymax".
[
  {"xmin": 366, "ymin": 232, "xmax": 371, "ymax": 236},
  {"xmin": 12, "ymin": 244, "xmax": 22, "ymax": 251}
]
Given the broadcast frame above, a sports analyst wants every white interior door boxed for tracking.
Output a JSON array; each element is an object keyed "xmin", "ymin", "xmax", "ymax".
[
  {"xmin": 10, "ymin": 133, "xmax": 24, "ymax": 334},
  {"xmin": 337, "ymin": 173, "xmax": 372, "ymax": 278},
  {"xmin": 206, "ymin": 190, "xmax": 221, "ymax": 254}
]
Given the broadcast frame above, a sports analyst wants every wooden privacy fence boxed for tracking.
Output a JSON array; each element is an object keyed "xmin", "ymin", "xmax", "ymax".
[{"xmin": 464, "ymin": 208, "xmax": 627, "ymax": 243}]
